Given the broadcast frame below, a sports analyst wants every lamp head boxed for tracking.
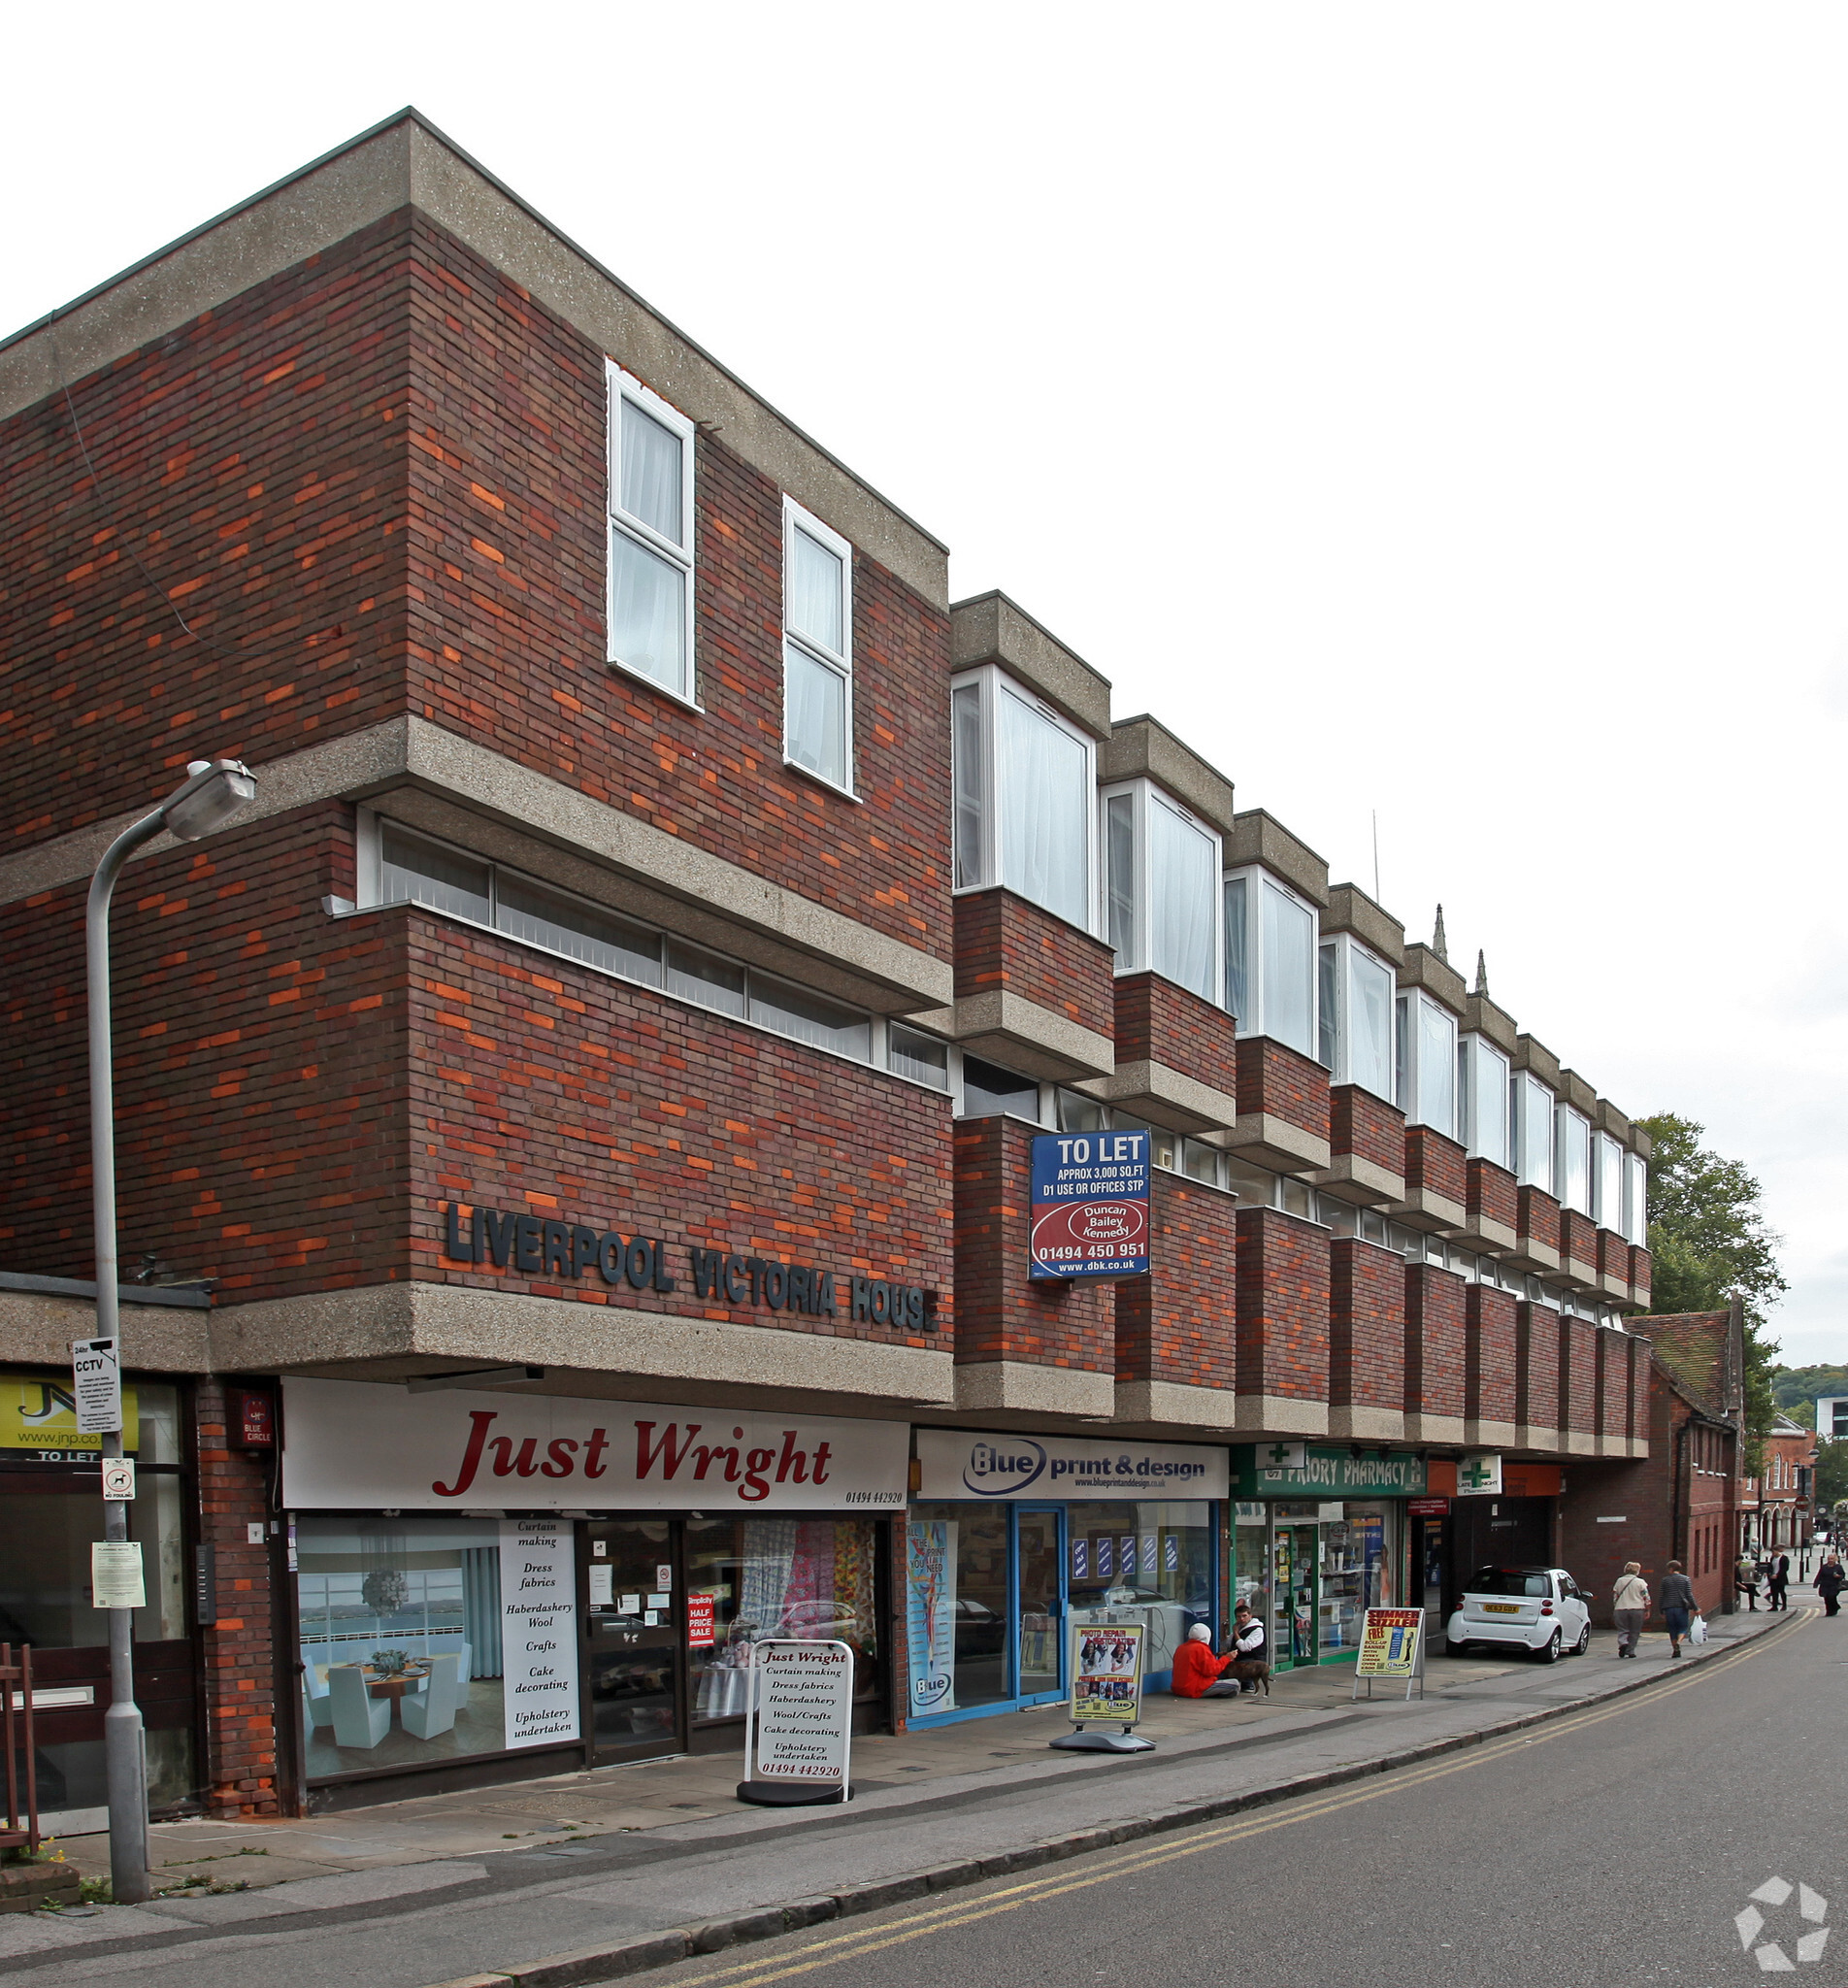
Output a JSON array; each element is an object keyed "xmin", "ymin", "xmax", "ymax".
[{"xmin": 163, "ymin": 759, "xmax": 257, "ymax": 842}]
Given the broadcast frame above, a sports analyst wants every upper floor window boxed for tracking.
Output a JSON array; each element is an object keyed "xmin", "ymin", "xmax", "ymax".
[
  {"xmin": 1316, "ymin": 934, "xmax": 1396, "ymax": 1100},
  {"xmin": 951, "ymin": 669, "xmax": 1094, "ymax": 929},
  {"xmin": 607, "ymin": 364, "xmax": 696, "ymax": 703},
  {"xmin": 1396, "ymin": 990, "xmax": 1457, "ymax": 1139},
  {"xmin": 1594, "ymin": 1132, "xmax": 1625, "ymax": 1232},
  {"xmin": 783, "ymin": 499, "xmax": 854, "ymax": 793},
  {"xmin": 1224, "ymin": 871, "xmax": 1315, "ymax": 1054},
  {"xmin": 1623, "ymin": 1151, "xmax": 1648, "ymax": 1246},
  {"xmin": 1556, "ymin": 1106, "xmax": 1592, "ymax": 1215},
  {"xmin": 958, "ymin": 1053, "xmax": 1042, "ymax": 1121},
  {"xmin": 1513, "ymin": 1074, "xmax": 1555, "ymax": 1193},
  {"xmin": 1103, "ymin": 782, "xmax": 1220, "ymax": 1002},
  {"xmin": 1458, "ymin": 1035, "xmax": 1511, "ymax": 1167}
]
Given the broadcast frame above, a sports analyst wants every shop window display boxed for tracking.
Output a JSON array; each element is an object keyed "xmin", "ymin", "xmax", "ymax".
[
  {"xmin": 1319, "ymin": 1503, "xmax": 1397, "ymax": 1656},
  {"xmin": 1067, "ymin": 1502, "xmax": 1212, "ymax": 1678},
  {"xmin": 686, "ymin": 1516, "xmax": 881, "ymax": 1722},
  {"xmin": 295, "ymin": 1515, "xmax": 506, "ymax": 1777},
  {"xmin": 906, "ymin": 1503, "xmax": 1010, "ymax": 1710}
]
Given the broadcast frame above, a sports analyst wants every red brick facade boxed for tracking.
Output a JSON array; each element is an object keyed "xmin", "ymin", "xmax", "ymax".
[
  {"xmin": 1404, "ymin": 1265, "xmax": 1467, "ymax": 1424},
  {"xmin": 1235, "ymin": 1040, "xmax": 1330, "ymax": 1143},
  {"xmin": 1329, "ymin": 1085, "xmax": 1404, "ymax": 1176},
  {"xmin": 1516, "ymin": 1302, "xmax": 1562, "ymax": 1434},
  {"xmin": 1466, "ymin": 1157, "xmax": 1517, "ymax": 1233},
  {"xmin": 1329, "ymin": 1238, "xmax": 1405, "ymax": 1411},
  {"xmin": 953, "ymin": 888, "xmax": 1115, "ymax": 1039},
  {"xmin": 1561, "ymin": 1209, "xmax": 1600, "ymax": 1276},
  {"xmin": 1518, "ymin": 1186, "xmax": 1563, "ymax": 1259},
  {"xmin": 1235, "ymin": 1208, "xmax": 1330, "ymax": 1403},
  {"xmin": 1112, "ymin": 972, "xmax": 1238, "ymax": 1093},
  {"xmin": 1465, "ymin": 1285, "xmax": 1519, "ymax": 1431},
  {"xmin": 1403, "ymin": 1126, "xmax": 1466, "ymax": 1208},
  {"xmin": 1114, "ymin": 1176, "xmax": 1238, "ymax": 1389}
]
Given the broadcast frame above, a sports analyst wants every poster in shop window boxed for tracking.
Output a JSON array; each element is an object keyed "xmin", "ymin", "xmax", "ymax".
[
  {"xmin": 1029, "ymin": 1131, "xmax": 1150, "ymax": 1279},
  {"xmin": 1072, "ymin": 1621, "xmax": 1145, "ymax": 1725},
  {"xmin": 905, "ymin": 1521, "xmax": 958, "ymax": 1716},
  {"xmin": 498, "ymin": 1519, "xmax": 579, "ymax": 1749}
]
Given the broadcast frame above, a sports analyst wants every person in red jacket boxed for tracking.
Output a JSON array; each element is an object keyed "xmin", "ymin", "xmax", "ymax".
[{"xmin": 1171, "ymin": 1622, "xmax": 1239, "ymax": 1697}]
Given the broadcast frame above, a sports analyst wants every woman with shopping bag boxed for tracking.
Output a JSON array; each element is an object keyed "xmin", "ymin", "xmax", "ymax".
[{"xmin": 1658, "ymin": 1559, "xmax": 1696, "ymax": 1659}]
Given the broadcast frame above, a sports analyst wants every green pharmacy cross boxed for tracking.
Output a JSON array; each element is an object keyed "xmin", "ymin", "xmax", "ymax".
[{"xmin": 1460, "ymin": 1457, "xmax": 1497, "ymax": 1491}]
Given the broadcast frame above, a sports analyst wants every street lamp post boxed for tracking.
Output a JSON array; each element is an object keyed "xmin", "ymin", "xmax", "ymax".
[{"xmin": 88, "ymin": 758, "xmax": 256, "ymax": 1904}]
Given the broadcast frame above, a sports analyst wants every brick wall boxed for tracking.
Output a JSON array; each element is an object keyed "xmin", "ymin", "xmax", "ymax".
[
  {"xmin": 196, "ymin": 1380, "xmax": 281, "ymax": 1816},
  {"xmin": 1598, "ymin": 1228, "xmax": 1630, "ymax": 1284},
  {"xmin": 1465, "ymin": 1285, "xmax": 1518, "ymax": 1429},
  {"xmin": 1329, "ymin": 1086, "xmax": 1403, "ymax": 1176},
  {"xmin": 1113, "ymin": 972, "xmax": 1238, "ymax": 1095},
  {"xmin": 1403, "ymin": 1126, "xmax": 1466, "ymax": 1206},
  {"xmin": 1630, "ymin": 1245, "xmax": 1653, "ymax": 1305},
  {"xmin": 1515, "ymin": 1302, "xmax": 1562, "ymax": 1434},
  {"xmin": 1561, "ymin": 1209, "xmax": 1599, "ymax": 1275},
  {"xmin": 403, "ymin": 215, "xmax": 952, "ymax": 960},
  {"xmin": 1628, "ymin": 1334, "xmax": 1652, "ymax": 1445},
  {"xmin": 1562, "ymin": 1317, "xmax": 1599, "ymax": 1434},
  {"xmin": 953, "ymin": 1116, "xmax": 1111, "ymax": 1372},
  {"xmin": 1235, "ymin": 1040, "xmax": 1330, "ymax": 1143},
  {"xmin": 1234, "ymin": 1207, "xmax": 1330, "ymax": 1402},
  {"xmin": 1596, "ymin": 1329, "xmax": 1631, "ymax": 1443},
  {"xmin": 1329, "ymin": 1238, "xmax": 1404, "ymax": 1412},
  {"xmin": 1519, "ymin": 1186, "xmax": 1562, "ymax": 1258},
  {"xmin": 1467, "ymin": 1158, "xmax": 1517, "ymax": 1233},
  {"xmin": 953, "ymin": 889, "xmax": 1115, "ymax": 1039},
  {"xmin": 1404, "ymin": 1264, "xmax": 1467, "ymax": 1423},
  {"xmin": 408, "ymin": 913, "xmax": 952, "ymax": 1345},
  {"xmin": 1114, "ymin": 1175, "xmax": 1238, "ymax": 1389}
]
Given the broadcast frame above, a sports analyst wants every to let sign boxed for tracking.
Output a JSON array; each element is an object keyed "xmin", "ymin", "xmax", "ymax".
[{"xmin": 1029, "ymin": 1132, "xmax": 1150, "ymax": 1279}]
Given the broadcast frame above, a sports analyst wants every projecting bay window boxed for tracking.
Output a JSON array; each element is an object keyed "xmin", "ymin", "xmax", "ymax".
[
  {"xmin": 1623, "ymin": 1151, "xmax": 1648, "ymax": 1246},
  {"xmin": 1223, "ymin": 871, "xmax": 1315, "ymax": 1053},
  {"xmin": 1512, "ymin": 1075, "xmax": 1555, "ymax": 1193},
  {"xmin": 1394, "ymin": 990, "xmax": 1457, "ymax": 1140},
  {"xmin": 607, "ymin": 363, "xmax": 696, "ymax": 703},
  {"xmin": 783, "ymin": 498, "xmax": 855, "ymax": 794},
  {"xmin": 1315, "ymin": 934, "xmax": 1396, "ymax": 1099},
  {"xmin": 950, "ymin": 668, "xmax": 1096, "ymax": 930},
  {"xmin": 1458, "ymin": 1034, "xmax": 1511, "ymax": 1167},
  {"xmin": 1101, "ymin": 782, "xmax": 1221, "ymax": 1003},
  {"xmin": 1555, "ymin": 1107, "xmax": 1593, "ymax": 1216},
  {"xmin": 1594, "ymin": 1132, "xmax": 1625, "ymax": 1233}
]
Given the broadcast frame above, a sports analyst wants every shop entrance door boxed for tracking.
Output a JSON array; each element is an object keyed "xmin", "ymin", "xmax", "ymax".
[
  {"xmin": 1014, "ymin": 1508, "xmax": 1064, "ymax": 1705},
  {"xmin": 1272, "ymin": 1524, "xmax": 1319, "ymax": 1669},
  {"xmin": 582, "ymin": 1520, "xmax": 683, "ymax": 1763}
]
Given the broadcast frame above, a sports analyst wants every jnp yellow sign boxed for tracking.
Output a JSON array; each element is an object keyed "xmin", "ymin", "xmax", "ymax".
[{"xmin": 1, "ymin": 1375, "xmax": 140, "ymax": 1453}]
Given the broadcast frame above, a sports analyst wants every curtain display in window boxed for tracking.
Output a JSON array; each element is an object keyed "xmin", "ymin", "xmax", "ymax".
[
  {"xmin": 1557, "ymin": 1109, "xmax": 1592, "ymax": 1214},
  {"xmin": 952, "ymin": 682, "xmax": 984, "ymax": 889},
  {"xmin": 998, "ymin": 685, "xmax": 1090, "ymax": 928},
  {"xmin": 1414, "ymin": 996, "xmax": 1457, "ymax": 1137},
  {"xmin": 1147, "ymin": 796, "xmax": 1217, "ymax": 1000},
  {"xmin": 1260, "ymin": 879, "xmax": 1314, "ymax": 1054},
  {"xmin": 1348, "ymin": 949, "xmax": 1395, "ymax": 1098},
  {"xmin": 1518, "ymin": 1076, "xmax": 1554, "ymax": 1191},
  {"xmin": 1223, "ymin": 877, "xmax": 1249, "ymax": 1024}
]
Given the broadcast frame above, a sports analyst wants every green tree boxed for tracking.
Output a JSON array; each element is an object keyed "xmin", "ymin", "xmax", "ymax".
[
  {"xmin": 1636, "ymin": 1111, "xmax": 1786, "ymax": 1461},
  {"xmin": 1814, "ymin": 1440, "xmax": 1848, "ymax": 1513},
  {"xmin": 1769, "ymin": 1366, "xmax": 1848, "ymax": 1430}
]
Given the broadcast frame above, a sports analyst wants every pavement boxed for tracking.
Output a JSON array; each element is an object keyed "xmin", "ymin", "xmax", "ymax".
[{"xmin": 0, "ymin": 1598, "xmax": 1800, "ymax": 1986}]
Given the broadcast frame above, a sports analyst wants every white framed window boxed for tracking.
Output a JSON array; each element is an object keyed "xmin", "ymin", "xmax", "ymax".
[
  {"xmin": 1224, "ymin": 870, "xmax": 1316, "ymax": 1053},
  {"xmin": 951, "ymin": 667, "xmax": 1096, "ymax": 929},
  {"xmin": 1458, "ymin": 1034, "xmax": 1511, "ymax": 1167},
  {"xmin": 1556, "ymin": 1106, "xmax": 1592, "ymax": 1215},
  {"xmin": 1316, "ymin": 933, "xmax": 1396, "ymax": 1100},
  {"xmin": 1594, "ymin": 1132, "xmax": 1625, "ymax": 1232},
  {"xmin": 1623, "ymin": 1151, "xmax": 1648, "ymax": 1246},
  {"xmin": 1395, "ymin": 990, "xmax": 1458, "ymax": 1139},
  {"xmin": 1101, "ymin": 781, "xmax": 1221, "ymax": 1002},
  {"xmin": 1512, "ymin": 1074, "xmax": 1555, "ymax": 1193},
  {"xmin": 782, "ymin": 497, "xmax": 854, "ymax": 794},
  {"xmin": 606, "ymin": 363, "xmax": 696, "ymax": 704}
]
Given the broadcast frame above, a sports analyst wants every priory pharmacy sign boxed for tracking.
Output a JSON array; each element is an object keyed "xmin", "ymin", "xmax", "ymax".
[{"xmin": 1232, "ymin": 1443, "xmax": 1428, "ymax": 1499}]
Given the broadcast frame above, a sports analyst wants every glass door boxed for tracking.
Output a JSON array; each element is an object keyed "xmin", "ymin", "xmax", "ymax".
[
  {"xmin": 1015, "ymin": 1508, "xmax": 1064, "ymax": 1705},
  {"xmin": 582, "ymin": 1519, "xmax": 683, "ymax": 1763},
  {"xmin": 1271, "ymin": 1523, "xmax": 1317, "ymax": 1669}
]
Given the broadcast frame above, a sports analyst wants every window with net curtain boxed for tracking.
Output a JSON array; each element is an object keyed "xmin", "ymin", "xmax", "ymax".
[
  {"xmin": 1413, "ymin": 994, "xmax": 1457, "ymax": 1137},
  {"xmin": 1461, "ymin": 1035, "xmax": 1510, "ymax": 1166},
  {"xmin": 1347, "ymin": 946, "xmax": 1395, "ymax": 1098},
  {"xmin": 608, "ymin": 375, "xmax": 692, "ymax": 698},
  {"xmin": 954, "ymin": 677, "xmax": 1092, "ymax": 930},
  {"xmin": 784, "ymin": 508, "xmax": 852, "ymax": 790},
  {"xmin": 1146, "ymin": 794, "xmax": 1217, "ymax": 1000},
  {"xmin": 1260, "ymin": 879, "xmax": 1315, "ymax": 1054}
]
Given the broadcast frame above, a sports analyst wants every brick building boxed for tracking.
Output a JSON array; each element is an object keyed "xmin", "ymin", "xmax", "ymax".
[
  {"xmin": 2, "ymin": 113, "xmax": 1656, "ymax": 1827},
  {"xmin": 1559, "ymin": 1308, "xmax": 1744, "ymax": 1625},
  {"xmin": 1748, "ymin": 1412, "xmax": 1816, "ymax": 1558}
]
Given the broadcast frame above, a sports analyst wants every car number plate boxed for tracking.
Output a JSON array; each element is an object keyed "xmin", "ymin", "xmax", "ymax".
[{"xmin": 1481, "ymin": 1603, "xmax": 1522, "ymax": 1613}]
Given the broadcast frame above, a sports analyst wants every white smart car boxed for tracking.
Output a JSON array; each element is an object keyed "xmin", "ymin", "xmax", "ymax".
[{"xmin": 1445, "ymin": 1565, "xmax": 1591, "ymax": 1663}]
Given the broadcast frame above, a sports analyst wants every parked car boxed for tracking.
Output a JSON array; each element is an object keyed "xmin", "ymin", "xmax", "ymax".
[{"xmin": 1445, "ymin": 1566, "xmax": 1591, "ymax": 1663}]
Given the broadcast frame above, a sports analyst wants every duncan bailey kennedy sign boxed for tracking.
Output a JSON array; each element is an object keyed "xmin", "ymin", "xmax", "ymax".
[{"xmin": 280, "ymin": 1378, "xmax": 908, "ymax": 1511}]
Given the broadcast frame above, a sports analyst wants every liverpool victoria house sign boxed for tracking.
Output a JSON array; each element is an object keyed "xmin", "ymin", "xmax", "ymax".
[
  {"xmin": 280, "ymin": 1378, "xmax": 909, "ymax": 1511},
  {"xmin": 442, "ymin": 1201, "xmax": 937, "ymax": 1331}
]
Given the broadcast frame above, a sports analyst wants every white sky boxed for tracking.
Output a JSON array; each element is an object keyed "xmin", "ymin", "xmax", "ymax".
[{"xmin": 7, "ymin": 4, "xmax": 1843, "ymax": 1363}]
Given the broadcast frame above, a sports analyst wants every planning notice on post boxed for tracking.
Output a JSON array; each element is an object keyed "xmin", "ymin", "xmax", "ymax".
[{"xmin": 499, "ymin": 1518, "xmax": 579, "ymax": 1748}]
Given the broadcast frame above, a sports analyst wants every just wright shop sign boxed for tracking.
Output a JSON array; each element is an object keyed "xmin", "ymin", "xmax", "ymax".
[{"xmin": 442, "ymin": 1201, "xmax": 937, "ymax": 1332}]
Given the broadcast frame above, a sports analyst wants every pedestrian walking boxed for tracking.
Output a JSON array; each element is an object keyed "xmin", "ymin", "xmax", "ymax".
[
  {"xmin": 1612, "ymin": 1562, "xmax": 1650, "ymax": 1658},
  {"xmin": 1769, "ymin": 1552, "xmax": 1791, "ymax": 1611},
  {"xmin": 1816, "ymin": 1556, "xmax": 1845, "ymax": 1618},
  {"xmin": 1659, "ymin": 1559, "xmax": 1696, "ymax": 1657},
  {"xmin": 1735, "ymin": 1553, "xmax": 1761, "ymax": 1611}
]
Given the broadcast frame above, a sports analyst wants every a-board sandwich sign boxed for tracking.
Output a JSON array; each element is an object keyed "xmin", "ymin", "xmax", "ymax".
[
  {"xmin": 739, "ymin": 1639, "xmax": 854, "ymax": 1806},
  {"xmin": 1072, "ymin": 1619, "xmax": 1146, "ymax": 1726},
  {"xmin": 1355, "ymin": 1607, "xmax": 1424, "ymax": 1677},
  {"xmin": 1029, "ymin": 1131, "xmax": 1150, "ymax": 1279}
]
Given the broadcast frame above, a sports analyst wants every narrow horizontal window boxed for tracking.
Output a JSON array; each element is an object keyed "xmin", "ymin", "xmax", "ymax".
[
  {"xmin": 889, "ymin": 1024, "xmax": 949, "ymax": 1091},
  {"xmin": 496, "ymin": 877, "xmax": 662, "ymax": 985},
  {"xmin": 381, "ymin": 829, "xmax": 490, "ymax": 924},
  {"xmin": 749, "ymin": 977, "xmax": 872, "ymax": 1060},
  {"xmin": 665, "ymin": 943, "xmax": 746, "ymax": 1018},
  {"xmin": 961, "ymin": 1055, "xmax": 1039, "ymax": 1120},
  {"xmin": 1057, "ymin": 1089, "xmax": 1110, "ymax": 1134}
]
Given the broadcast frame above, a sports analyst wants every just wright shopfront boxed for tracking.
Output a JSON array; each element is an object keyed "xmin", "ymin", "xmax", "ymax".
[{"xmin": 1230, "ymin": 1444, "xmax": 1429, "ymax": 1671}]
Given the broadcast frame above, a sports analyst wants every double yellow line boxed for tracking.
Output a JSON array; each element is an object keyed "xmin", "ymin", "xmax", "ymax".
[{"xmin": 661, "ymin": 1612, "xmax": 1808, "ymax": 1988}]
